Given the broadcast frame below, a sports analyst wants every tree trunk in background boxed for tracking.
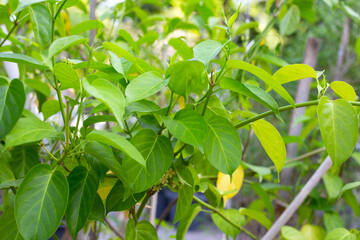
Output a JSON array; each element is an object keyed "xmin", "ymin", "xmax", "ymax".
[
  {"xmin": 280, "ymin": 38, "xmax": 319, "ymax": 199},
  {"xmin": 334, "ymin": 17, "xmax": 351, "ymax": 81},
  {"xmin": 89, "ymin": 0, "xmax": 97, "ymax": 45}
]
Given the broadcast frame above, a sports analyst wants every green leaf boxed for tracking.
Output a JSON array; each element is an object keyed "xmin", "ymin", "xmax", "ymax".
[
  {"xmin": 109, "ymin": 51, "xmax": 126, "ymax": 78},
  {"xmin": 323, "ymin": 173, "xmax": 343, "ymax": 199},
  {"xmin": 211, "ymin": 209, "xmax": 245, "ymax": 237},
  {"xmin": 0, "ymin": 146, "xmax": 15, "ymax": 183},
  {"xmin": 220, "ymin": 77, "xmax": 280, "ymax": 119},
  {"xmin": 251, "ymin": 119, "xmax": 286, "ymax": 175},
  {"xmin": 9, "ymin": 144, "xmax": 40, "ymax": 178},
  {"xmin": 204, "ymin": 184, "xmax": 221, "ymax": 207},
  {"xmin": 48, "ymin": 35, "xmax": 87, "ymax": 59},
  {"xmin": 125, "ymin": 99, "xmax": 161, "ymax": 116},
  {"xmin": 197, "ymin": 95, "xmax": 229, "ymax": 121},
  {"xmin": 239, "ymin": 208, "xmax": 272, "ymax": 229},
  {"xmin": 125, "ymin": 71, "xmax": 167, "ymax": 103},
  {"xmin": 0, "ymin": 53, "xmax": 48, "ymax": 70},
  {"xmin": 13, "ymin": 0, "xmax": 49, "ymax": 14},
  {"xmin": 193, "ymin": 40, "xmax": 223, "ymax": 67},
  {"xmin": 42, "ymin": 99, "xmax": 62, "ymax": 120},
  {"xmin": 164, "ymin": 109, "xmax": 207, "ymax": 152},
  {"xmin": 272, "ymin": 64, "xmax": 317, "ymax": 85},
  {"xmin": 228, "ymin": 4, "xmax": 240, "ymax": 27},
  {"xmin": 242, "ymin": 162, "xmax": 271, "ymax": 182},
  {"xmin": 88, "ymin": 193, "xmax": 105, "ymax": 222},
  {"xmin": 235, "ymin": 22, "xmax": 259, "ymax": 35},
  {"xmin": 251, "ymin": 183, "xmax": 274, "ymax": 221},
  {"xmin": 5, "ymin": 117, "xmax": 58, "ymax": 149},
  {"xmin": 106, "ymin": 180, "xmax": 145, "ymax": 213},
  {"xmin": 204, "ymin": 116, "xmax": 242, "ymax": 175},
  {"xmin": 341, "ymin": 182, "xmax": 360, "ymax": 197},
  {"xmin": 53, "ymin": 62, "xmax": 80, "ymax": 90},
  {"xmin": 66, "ymin": 166, "xmax": 99, "ymax": 238},
  {"xmin": 83, "ymin": 78, "xmax": 125, "ymax": 129},
  {"xmin": 279, "ymin": 5, "xmax": 300, "ymax": 36},
  {"xmin": 324, "ymin": 212, "xmax": 344, "ymax": 232},
  {"xmin": 176, "ymin": 204, "xmax": 202, "ymax": 240},
  {"xmin": 281, "ymin": 226, "xmax": 306, "ymax": 240},
  {"xmin": 0, "ymin": 208, "xmax": 24, "ymax": 240},
  {"xmin": 15, "ymin": 164, "xmax": 69, "ymax": 240},
  {"xmin": 174, "ymin": 184, "xmax": 194, "ymax": 223},
  {"xmin": 227, "ymin": 59, "xmax": 294, "ymax": 106},
  {"xmin": 325, "ymin": 228, "xmax": 356, "ymax": 240},
  {"xmin": 0, "ymin": 79, "xmax": 25, "ymax": 139},
  {"xmin": 84, "ymin": 142, "xmax": 129, "ymax": 187},
  {"xmin": 342, "ymin": 191, "xmax": 360, "ymax": 216},
  {"xmin": 329, "ymin": 81, "xmax": 356, "ymax": 101},
  {"xmin": 169, "ymin": 38, "xmax": 193, "ymax": 60},
  {"xmin": 300, "ymin": 224, "xmax": 326, "ymax": 240},
  {"xmin": 71, "ymin": 20, "xmax": 105, "ymax": 35},
  {"xmin": 86, "ymin": 130, "xmax": 145, "ymax": 167},
  {"xmin": 0, "ymin": 179, "xmax": 23, "ymax": 190},
  {"xmin": 125, "ymin": 219, "xmax": 159, "ymax": 240},
  {"xmin": 122, "ymin": 129, "xmax": 173, "ymax": 193},
  {"xmin": 339, "ymin": 3, "xmax": 360, "ymax": 24},
  {"xmin": 25, "ymin": 79, "xmax": 50, "ymax": 96},
  {"xmin": 83, "ymin": 115, "xmax": 117, "ymax": 129},
  {"xmin": 29, "ymin": 4, "xmax": 51, "ymax": 47},
  {"xmin": 166, "ymin": 60, "xmax": 205, "ymax": 99},
  {"xmin": 256, "ymin": 53, "xmax": 289, "ymax": 67},
  {"xmin": 139, "ymin": 115, "xmax": 161, "ymax": 132},
  {"xmin": 317, "ymin": 96, "xmax": 358, "ymax": 173},
  {"xmin": 355, "ymin": 37, "xmax": 360, "ymax": 59}
]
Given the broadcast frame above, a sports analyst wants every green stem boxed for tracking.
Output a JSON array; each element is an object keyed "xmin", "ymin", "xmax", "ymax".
[
  {"xmin": 39, "ymin": 142, "xmax": 59, "ymax": 161},
  {"xmin": 0, "ymin": 12, "xmax": 20, "ymax": 47},
  {"xmin": 201, "ymin": 83, "xmax": 214, "ymax": 116},
  {"xmin": 52, "ymin": 234, "xmax": 60, "ymax": 240},
  {"xmin": 193, "ymin": 196, "xmax": 257, "ymax": 240},
  {"xmin": 166, "ymin": 91, "xmax": 174, "ymax": 116},
  {"xmin": 174, "ymin": 144, "xmax": 187, "ymax": 158},
  {"xmin": 136, "ymin": 192, "xmax": 153, "ymax": 219}
]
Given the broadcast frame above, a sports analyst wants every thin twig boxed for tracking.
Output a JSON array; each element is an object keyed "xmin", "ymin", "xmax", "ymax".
[
  {"xmin": 104, "ymin": 218, "xmax": 124, "ymax": 240},
  {"xmin": 155, "ymin": 197, "xmax": 178, "ymax": 230}
]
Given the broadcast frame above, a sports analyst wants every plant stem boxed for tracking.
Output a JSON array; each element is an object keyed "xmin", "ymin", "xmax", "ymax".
[
  {"xmin": 193, "ymin": 196, "xmax": 257, "ymax": 240},
  {"xmin": 201, "ymin": 83, "xmax": 214, "ymax": 116},
  {"xmin": 0, "ymin": 12, "xmax": 20, "ymax": 47},
  {"xmin": 52, "ymin": 234, "xmax": 60, "ymax": 240},
  {"xmin": 104, "ymin": 218, "xmax": 124, "ymax": 240},
  {"xmin": 155, "ymin": 197, "xmax": 178, "ymax": 230},
  {"xmin": 235, "ymin": 100, "xmax": 360, "ymax": 129},
  {"xmin": 136, "ymin": 191, "xmax": 153, "ymax": 219},
  {"xmin": 39, "ymin": 142, "xmax": 59, "ymax": 161},
  {"xmin": 165, "ymin": 91, "xmax": 174, "ymax": 116}
]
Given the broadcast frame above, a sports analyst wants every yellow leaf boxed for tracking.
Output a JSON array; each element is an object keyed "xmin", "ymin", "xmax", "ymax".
[
  {"xmin": 217, "ymin": 165, "xmax": 244, "ymax": 206},
  {"xmin": 97, "ymin": 177, "xmax": 117, "ymax": 200},
  {"xmin": 178, "ymin": 96, "xmax": 185, "ymax": 109},
  {"xmin": 61, "ymin": 12, "xmax": 72, "ymax": 34}
]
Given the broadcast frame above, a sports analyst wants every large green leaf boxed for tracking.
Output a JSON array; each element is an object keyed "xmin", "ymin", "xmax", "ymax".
[
  {"xmin": 0, "ymin": 79, "xmax": 25, "ymax": 139},
  {"xmin": 125, "ymin": 71, "xmax": 167, "ymax": 103},
  {"xmin": 66, "ymin": 166, "xmax": 99, "ymax": 238},
  {"xmin": 86, "ymin": 130, "xmax": 145, "ymax": 167},
  {"xmin": 48, "ymin": 35, "xmax": 87, "ymax": 59},
  {"xmin": 29, "ymin": 4, "xmax": 51, "ymax": 47},
  {"xmin": 272, "ymin": 64, "xmax": 317, "ymax": 85},
  {"xmin": 125, "ymin": 219, "xmax": 159, "ymax": 240},
  {"xmin": 227, "ymin": 60, "xmax": 294, "ymax": 106},
  {"xmin": 9, "ymin": 144, "xmax": 40, "ymax": 178},
  {"xmin": 325, "ymin": 228, "xmax": 356, "ymax": 240},
  {"xmin": 83, "ymin": 78, "xmax": 125, "ymax": 129},
  {"xmin": 164, "ymin": 109, "xmax": 207, "ymax": 152},
  {"xmin": 279, "ymin": 5, "xmax": 300, "ymax": 36},
  {"xmin": 211, "ymin": 209, "xmax": 245, "ymax": 237},
  {"xmin": 317, "ymin": 96, "xmax": 358, "ymax": 173},
  {"xmin": 122, "ymin": 129, "xmax": 173, "ymax": 193},
  {"xmin": 251, "ymin": 119, "xmax": 286, "ymax": 175},
  {"xmin": 220, "ymin": 77, "xmax": 280, "ymax": 118},
  {"xmin": 176, "ymin": 204, "xmax": 202, "ymax": 240},
  {"xmin": 0, "ymin": 208, "xmax": 24, "ymax": 240},
  {"xmin": 106, "ymin": 180, "xmax": 145, "ymax": 213},
  {"xmin": 15, "ymin": 164, "xmax": 69, "ymax": 240},
  {"xmin": 0, "ymin": 53, "xmax": 48, "ymax": 70},
  {"xmin": 5, "ymin": 117, "xmax": 58, "ymax": 148},
  {"xmin": 193, "ymin": 39, "xmax": 223, "ymax": 67},
  {"xmin": 24, "ymin": 79, "xmax": 50, "ymax": 97},
  {"xmin": 204, "ymin": 116, "xmax": 242, "ymax": 175},
  {"xmin": 53, "ymin": 62, "xmax": 80, "ymax": 90},
  {"xmin": 166, "ymin": 60, "xmax": 205, "ymax": 98},
  {"xmin": 71, "ymin": 20, "xmax": 105, "ymax": 35}
]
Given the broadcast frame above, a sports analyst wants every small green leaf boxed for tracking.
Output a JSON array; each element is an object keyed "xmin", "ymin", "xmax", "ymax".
[
  {"xmin": 340, "ymin": 181, "xmax": 360, "ymax": 196},
  {"xmin": 166, "ymin": 60, "xmax": 205, "ymax": 99},
  {"xmin": 109, "ymin": 51, "xmax": 126, "ymax": 78},
  {"xmin": 325, "ymin": 228, "xmax": 356, "ymax": 240},
  {"xmin": 227, "ymin": 59, "xmax": 294, "ymax": 106},
  {"xmin": 323, "ymin": 173, "xmax": 343, "ymax": 199},
  {"xmin": 5, "ymin": 117, "xmax": 58, "ymax": 149},
  {"xmin": 317, "ymin": 96, "xmax": 358, "ymax": 173},
  {"xmin": 83, "ymin": 115, "xmax": 117, "ymax": 129},
  {"xmin": 329, "ymin": 81, "xmax": 356, "ymax": 101},
  {"xmin": 204, "ymin": 116, "xmax": 242, "ymax": 175},
  {"xmin": 176, "ymin": 204, "xmax": 202, "ymax": 240},
  {"xmin": 71, "ymin": 20, "xmax": 105, "ymax": 35},
  {"xmin": 235, "ymin": 22, "xmax": 259, "ymax": 35},
  {"xmin": 86, "ymin": 130, "xmax": 145, "ymax": 167},
  {"xmin": 125, "ymin": 99, "xmax": 161, "ymax": 116},
  {"xmin": 123, "ymin": 129, "xmax": 173, "ymax": 193},
  {"xmin": 15, "ymin": 164, "xmax": 69, "ymax": 240},
  {"xmin": 281, "ymin": 226, "xmax": 306, "ymax": 240},
  {"xmin": 174, "ymin": 184, "xmax": 194, "ymax": 223},
  {"xmin": 197, "ymin": 95, "xmax": 229, "ymax": 121},
  {"xmin": 242, "ymin": 162, "xmax": 271, "ymax": 182},
  {"xmin": 279, "ymin": 5, "xmax": 300, "ymax": 36},
  {"xmin": 106, "ymin": 180, "xmax": 145, "ymax": 213},
  {"xmin": 0, "ymin": 179, "xmax": 23, "ymax": 190},
  {"xmin": 251, "ymin": 119, "xmax": 286, "ymax": 175},
  {"xmin": 48, "ymin": 35, "xmax": 87, "ymax": 59},
  {"xmin": 169, "ymin": 38, "xmax": 193, "ymax": 60},
  {"xmin": 0, "ymin": 208, "xmax": 24, "ymax": 240},
  {"xmin": 125, "ymin": 71, "xmax": 167, "ymax": 103},
  {"xmin": 42, "ymin": 99, "xmax": 62, "ymax": 120},
  {"xmin": 300, "ymin": 224, "xmax": 326, "ymax": 240},
  {"xmin": 0, "ymin": 79, "xmax": 25, "ymax": 139},
  {"xmin": 355, "ymin": 36, "xmax": 360, "ymax": 59},
  {"xmin": 211, "ymin": 209, "xmax": 245, "ymax": 237},
  {"xmin": 53, "ymin": 62, "xmax": 80, "ymax": 90},
  {"xmin": 272, "ymin": 64, "xmax": 317, "ymax": 85},
  {"xmin": 239, "ymin": 208, "xmax": 272, "ymax": 229},
  {"xmin": 324, "ymin": 212, "xmax": 344, "ymax": 232},
  {"xmin": 29, "ymin": 4, "xmax": 51, "ymax": 47},
  {"xmin": 228, "ymin": 4, "xmax": 241, "ymax": 27},
  {"xmin": 83, "ymin": 78, "xmax": 125, "ymax": 129},
  {"xmin": 125, "ymin": 219, "xmax": 159, "ymax": 240},
  {"xmin": 193, "ymin": 40, "xmax": 223, "ymax": 67},
  {"xmin": 66, "ymin": 166, "xmax": 99, "ymax": 238},
  {"xmin": 0, "ymin": 53, "xmax": 48, "ymax": 70},
  {"xmin": 164, "ymin": 109, "xmax": 207, "ymax": 152}
]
